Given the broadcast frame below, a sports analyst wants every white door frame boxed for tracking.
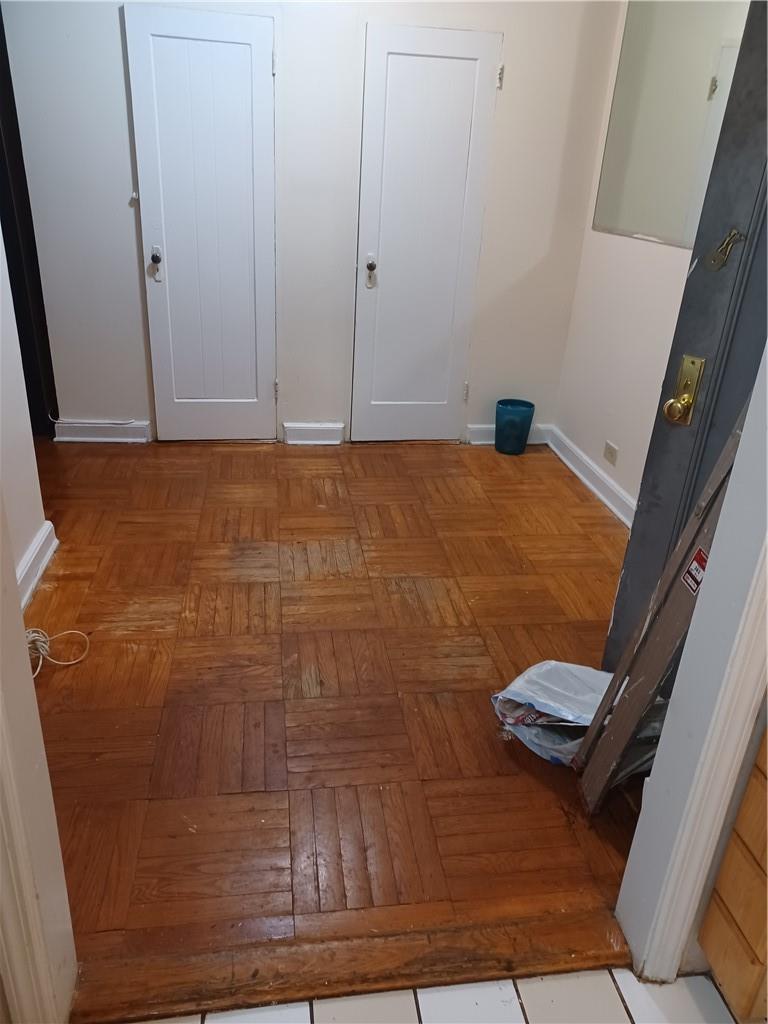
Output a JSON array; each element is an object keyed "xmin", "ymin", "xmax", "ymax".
[
  {"xmin": 616, "ymin": 352, "xmax": 767, "ymax": 980},
  {"xmin": 0, "ymin": 501, "xmax": 76, "ymax": 1023}
]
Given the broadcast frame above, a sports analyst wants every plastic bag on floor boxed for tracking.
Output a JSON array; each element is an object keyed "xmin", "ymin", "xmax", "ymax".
[{"xmin": 491, "ymin": 660, "xmax": 612, "ymax": 767}]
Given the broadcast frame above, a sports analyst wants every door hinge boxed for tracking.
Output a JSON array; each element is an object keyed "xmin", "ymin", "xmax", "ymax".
[
  {"xmin": 274, "ymin": 379, "xmax": 279, "ymax": 402},
  {"xmin": 463, "ymin": 382, "xmax": 470, "ymax": 403},
  {"xmin": 496, "ymin": 64, "xmax": 505, "ymax": 90},
  {"xmin": 272, "ymin": 49, "xmax": 277, "ymax": 76},
  {"xmin": 707, "ymin": 74, "xmax": 718, "ymax": 101}
]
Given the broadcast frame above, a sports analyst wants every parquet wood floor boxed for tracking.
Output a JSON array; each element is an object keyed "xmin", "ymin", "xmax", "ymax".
[{"xmin": 28, "ymin": 440, "xmax": 635, "ymax": 1023}]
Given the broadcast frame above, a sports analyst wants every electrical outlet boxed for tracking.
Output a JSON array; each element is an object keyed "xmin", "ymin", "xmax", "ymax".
[{"xmin": 603, "ymin": 441, "xmax": 619, "ymax": 466}]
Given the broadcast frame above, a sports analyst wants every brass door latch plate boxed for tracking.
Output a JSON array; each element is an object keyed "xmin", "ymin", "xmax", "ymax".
[
  {"xmin": 663, "ymin": 355, "xmax": 705, "ymax": 425},
  {"xmin": 705, "ymin": 228, "xmax": 745, "ymax": 271}
]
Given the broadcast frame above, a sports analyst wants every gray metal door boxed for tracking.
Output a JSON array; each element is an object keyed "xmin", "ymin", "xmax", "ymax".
[{"xmin": 604, "ymin": 2, "xmax": 766, "ymax": 668}]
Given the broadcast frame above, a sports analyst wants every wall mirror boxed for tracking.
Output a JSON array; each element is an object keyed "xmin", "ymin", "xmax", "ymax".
[{"xmin": 593, "ymin": 1, "xmax": 749, "ymax": 249}]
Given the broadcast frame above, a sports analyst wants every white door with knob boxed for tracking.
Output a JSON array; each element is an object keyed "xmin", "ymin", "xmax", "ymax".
[
  {"xmin": 125, "ymin": 5, "xmax": 276, "ymax": 440},
  {"xmin": 351, "ymin": 24, "xmax": 502, "ymax": 441}
]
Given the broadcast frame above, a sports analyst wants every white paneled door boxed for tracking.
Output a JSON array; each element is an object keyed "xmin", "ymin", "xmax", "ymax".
[
  {"xmin": 125, "ymin": 6, "xmax": 276, "ymax": 440},
  {"xmin": 351, "ymin": 24, "xmax": 501, "ymax": 441}
]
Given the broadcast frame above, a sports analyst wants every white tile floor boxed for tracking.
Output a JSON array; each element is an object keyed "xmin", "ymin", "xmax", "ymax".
[{"xmin": 136, "ymin": 969, "xmax": 735, "ymax": 1024}]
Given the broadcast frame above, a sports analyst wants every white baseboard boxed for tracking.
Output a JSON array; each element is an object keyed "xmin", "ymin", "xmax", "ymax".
[
  {"xmin": 465, "ymin": 422, "xmax": 550, "ymax": 446},
  {"xmin": 465, "ymin": 422, "xmax": 635, "ymax": 526},
  {"xmin": 54, "ymin": 420, "xmax": 151, "ymax": 443},
  {"xmin": 16, "ymin": 521, "xmax": 58, "ymax": 609},
  {"xmin": 547, "ymin": 425, "xmax": 636, "ymax": 526},
  {"xmin": 283, "ymin": 422, "xmax": 345, "ymax": 445}
]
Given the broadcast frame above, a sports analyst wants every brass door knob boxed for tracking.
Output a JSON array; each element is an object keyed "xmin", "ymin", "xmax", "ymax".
[{"xmin": 663, "ymin": 394, "xmax": 693, "ymax": 423}]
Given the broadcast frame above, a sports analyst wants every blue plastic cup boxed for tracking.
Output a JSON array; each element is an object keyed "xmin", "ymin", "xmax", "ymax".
[{"xmin": 495, "ymin": 399, "xmax": 535, "ymax": 455}]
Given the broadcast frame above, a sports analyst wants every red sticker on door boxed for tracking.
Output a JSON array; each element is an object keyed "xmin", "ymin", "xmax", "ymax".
[{"xmin": 682, "ymin": 546, "xmax": 709, "ymax": 594}]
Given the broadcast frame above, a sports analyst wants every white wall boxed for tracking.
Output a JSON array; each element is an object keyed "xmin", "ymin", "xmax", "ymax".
[
  {"xmin": 555, "ymin": 233, "xmax": 691, "ymax": 500},
  {"xmin": 3, "ymin": 1, "xmax": 155, "ymax": 426},
  {"xmin": 0, "ymin": 234, "xmax": 51, "ymax": 583},
  {"xmin": 553, "ymin": 6, "xmax": 692, "ymax": 503},
  {"xmin": 4, "ymin": 0, "xmax": 620, "ymax": 437}
]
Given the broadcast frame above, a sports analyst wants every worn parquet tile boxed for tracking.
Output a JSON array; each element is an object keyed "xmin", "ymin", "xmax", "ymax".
[
  {"xmin": 513, "ymin": 535, "xmax": 614, "ymax": 571},
  {"xmin": 281, "ymin": 580, "xmax": 381, "ymax": 632},
  {"xmin": 278, "ymin": 477, "xmax": 350, "ymax": 510},
  {"xmin": 60, "ymin": 451, "xmax": 140, "ymax": 484},
  {"xmin": 353, "ymin": 502, "xmax": 434, "ymax": 538},
  {"xmin": 415, "ymin": 476, "xmax": 491, "ymax": 506},
  {"xmin": 42, "ymin": 709, "xmax": 161, "ymax": 803},
  {"xmin": 197, "ymin": 507, "xmax": 279, "ymax": 542},
  {"xmin": 362, "ymin": 538, "xmax": 452, "ymax": 578},
  {"xmin": 441, "ymin": 536, "xmax": 528, "ymax": 576},
  {"xmin": 425, "ymin": 777, "xmax": 573, "ymax": 871},
  {"xmin": 285, "ymin": 695, "xmax": 416, "ymax": 788},
  {"xmin": 124, "ymin": 444, "xmax": 213, "ymax": 475},
  {"xmin": 549, "ymin": 571, "xmax": 619, "ymax": 620},
  {"xmin": 278, "ymin": 511, "xmax": 358, "ymax": 541},
  {"xmin": 341, "ymin": 451, "xmax": 407, "ymax": 479},
  {"xmin": 129, "ymin": 474, "xmax": 207, "ymax": 511},
  {"xmin": 279, "ymin": 539, "xmax": 367, "ymax": 581},
  {"xmin": 289, "ymin": 781, "xmax": 446, "ymax": 914},
  {"xmin": 165, "ymin": 637, "xmax": 283, "ymax": 704},
  {"xmin": 382, "ymin": 628, "xmax": 500, "ymax": 692},
  {"xmin": 47, "ymin": 506, "xmax": 116, "ymax": 546},
  {"xmin": 75, "ymin": 588, "xmax": 185, "ymax": 640},
  {"xmin": 401, "ymin": 691, "xmax": 517, "ymax": 780},
  {"xmin": 110, "ymin": 510, "xmax": 201, "ymax": 544},
  {"xmin": 150, "ymin": 701, "xmax": 287, "ymax": 798},
  {"xmin": 41, "ymin": 545, "xmax": 105, "ymax": 582},
  {"xmin": 482, "ymin": 622, "xmax": 608, "ymax": 679},
  {"xmin": 92, "ymin": 543, "xmax": 193, "ymax": 590},
  {"xmin": 41, "ymin": 479, "xmax": 130, "ymax": 507},
  {"xmin": 282, "ymin": 631, "xmax": 393, "ymax": 699},
  {"xmin": 41, "ymin": 707, "xmax": 163, "ymax": 744},
  {"xmin": 30, "ymin": 439, "xmax": 636, "ymax": 1023},
  {"xmin": 502, "ymin": 502, "xmax": 583, "ymax": 536},
  {"xmin": 37, "ymin": 640, "xmax": 173, "ymax": 712},
  {"xmin": 59, "ymin": 799, "xmax": 148, "ymax": 932},
  {"xmin": 190, "ymin": 542, "xmax": 280, "ymax": 582},
  {"xmin": 426, "ymin": 506, "xmax": 511, "ymax": 536},
  {"xmin": 180, "ymin": 582, "xmax": 281, "ymax": 637},
  {"xmin": 277, "ymin": 452, "xmax": 344, "ymax": 478},
  {"xmin": 399, "ymin": 447, "xmax": 468, "ymax": 477},
  {"xmin": 346, "ymin": 478, "xmax": 419, "ymax": 504},
  {"xmin": 371, "ymin": 577, "xmax": 475, "ymax": 627},
  {"xmin": 25, "ymin": 579, "xmax": 90, "ymax": 634},
  {"xmin": 204, "ymin": 480, "xmax": 279, "ymax": 507},
  {"xmin": 481, "ymin": 477, "xmax": 575, "ymax": 505},
  {"xmin": 131, "ymin": 793, "xmax": 292, "ymax": 928},
  {"xmin": 591, "ymin": 531, "xmax": 630, "ymax": 569},
  {"xmin": 459, "ymin": 575, "xmax": 570, "ymax": 626},
  {"xmin": 209, "ymin": 451, "xmax": 276, "ymax": 481}
]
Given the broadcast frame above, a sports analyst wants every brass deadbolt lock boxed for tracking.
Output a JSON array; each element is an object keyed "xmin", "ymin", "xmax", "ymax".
[{"xmin": 663, "ymin": 355, "xmax": 705, "ymax": 426}]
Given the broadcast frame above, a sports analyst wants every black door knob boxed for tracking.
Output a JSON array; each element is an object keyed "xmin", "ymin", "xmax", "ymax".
[
  {"xmin": 366, "ymin": 260, "xmax": 376, "ymax": 272},
  {"xmin": 151, "ymin": 252, "xmax": 162, "ymax": 265}
]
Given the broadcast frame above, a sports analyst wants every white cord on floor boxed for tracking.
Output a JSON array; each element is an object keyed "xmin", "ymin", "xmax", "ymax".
[{"xmin": 26, "ymin": 628, "xmax": 90, "ymax": 678}]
